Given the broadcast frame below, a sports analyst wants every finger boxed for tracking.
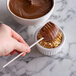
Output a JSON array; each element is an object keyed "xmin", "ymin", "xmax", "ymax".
[
  {"xmin": 10, "ymin": 51, "xmax": 16, "ymax": 55},
  {"xmin": 21, "ymin": 53, "xmax": 26, "ymax": 56},
  {"xmin": 10, "ymin": 50, "xmax": 25, "ymax": 56},
  {"xmin": 16, "ymin": 51, "xmax": 26, "ymax": 56},
  {"xmin": 11, "ymin": 29, "xmax": 31, "ymax": 52},
  {"xmin": 5, "ymin": 54, "xmax": 10, "ymax": 56},
  {"xmin": 11, "ymin": 29, "xmax": 25, "ymax": 44},
  {"xmin": 14, "ymin": 40, "xmax": 30, "ymax": 55}
]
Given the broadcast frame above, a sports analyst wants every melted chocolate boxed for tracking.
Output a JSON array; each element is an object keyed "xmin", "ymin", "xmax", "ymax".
[
  {"xmin": 9, "ymin": 0, "xmax": 53, "ymax": 19},
  {"xmin": 40, "ymin": 22, "xmax": 59, "ymax": 42}
]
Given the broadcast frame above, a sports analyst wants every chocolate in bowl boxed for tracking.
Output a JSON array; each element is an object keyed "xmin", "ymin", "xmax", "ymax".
[
  {"xmin": 37, "ymin": 22, "xmax": 63, "ymax": 48},
  {"xmin": 9, "ymin": 0, "xmax": 54, "ymax": 19},
  {"xmin": 34, "ymin": 21, "xmax": 65, "ymax": 56},
  {"xmin": 37, "ymin": 30, "xmax": 63, "ymax": 48}
]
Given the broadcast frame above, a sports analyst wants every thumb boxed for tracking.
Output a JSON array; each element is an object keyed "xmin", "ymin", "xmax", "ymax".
[{"xmin": 14, "ymin": 40, "xmax": 30, "ymax": 56}]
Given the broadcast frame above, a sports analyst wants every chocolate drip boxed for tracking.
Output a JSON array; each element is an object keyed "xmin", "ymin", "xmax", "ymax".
[{"xmin": 40, "ymin": 22, "xmax": 59, "ymax": 42}]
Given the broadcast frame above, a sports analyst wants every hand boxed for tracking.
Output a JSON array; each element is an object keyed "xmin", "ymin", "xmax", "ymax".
[{"xmin": 0, "ymin": 24, "xmax": 30, "ymax": 56}]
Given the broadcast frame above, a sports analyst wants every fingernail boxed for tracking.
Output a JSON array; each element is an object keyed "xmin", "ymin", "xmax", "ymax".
[{"xmin": 26, "ymin": 47, "xmax": 30, "ymax": 53}]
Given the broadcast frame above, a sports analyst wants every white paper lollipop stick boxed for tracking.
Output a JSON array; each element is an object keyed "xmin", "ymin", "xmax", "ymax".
[{"xmin": 3, "ymin": 37, "xmax": 44, "ymax": 68}]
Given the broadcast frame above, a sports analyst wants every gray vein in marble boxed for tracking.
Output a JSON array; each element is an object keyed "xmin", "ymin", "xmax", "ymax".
[{"xmin": 56, "ymin": 0, "xmax": 67, "ymax": 12}]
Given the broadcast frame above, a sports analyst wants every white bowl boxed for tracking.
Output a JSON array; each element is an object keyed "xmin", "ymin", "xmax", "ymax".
[
  {"xmin": 7, "ymin": 0, "xmax": 55, "ymax": 26},
  {"xmin": 34, "ymin": 23, "xmax": 66, "ymax": 56}
]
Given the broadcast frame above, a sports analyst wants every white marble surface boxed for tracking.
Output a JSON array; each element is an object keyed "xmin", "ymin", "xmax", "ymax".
[{"xmin": 0, "ymin": 0, "xmax": 76, "ymax": 76}]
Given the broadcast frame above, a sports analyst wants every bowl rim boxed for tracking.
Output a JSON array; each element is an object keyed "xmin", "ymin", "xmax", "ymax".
[
  {"xmin": 7, "ymin": 0, "xmax": 55, "ymax": 21},
  {"xmin": 34, "ymin": 22, "xmax": 66, "ymax": 51}
]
